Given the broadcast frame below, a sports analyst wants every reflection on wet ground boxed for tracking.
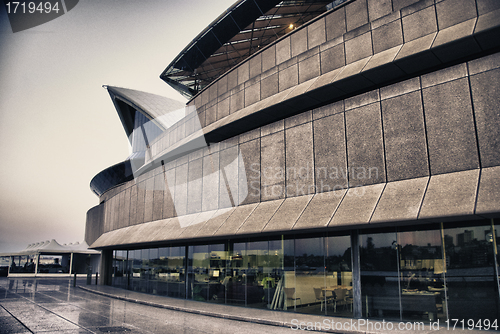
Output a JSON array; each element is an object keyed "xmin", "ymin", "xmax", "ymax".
[{"xmin": 0, "ymin": 277, "xmax": 291, "ymax": 333}]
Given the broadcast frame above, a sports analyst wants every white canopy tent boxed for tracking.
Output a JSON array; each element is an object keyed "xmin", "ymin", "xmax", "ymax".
[{"xmin": 0, "ymin": 239, "xmax": 100, "ymax": 277}]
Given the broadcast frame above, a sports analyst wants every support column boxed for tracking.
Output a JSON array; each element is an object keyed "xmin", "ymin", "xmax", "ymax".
[
  {"xmin": 351, "ymin": 230, "xmax": 362, "ymax": 318},
  {"xmin": 35, "ymin": 254, "xmax": 39, "ymax": 276},
  {"xmin": 99, "ymin": 249, "xmax": 113, "ymax": 285},
  {"xmin": 69, "ymin": 253, "xmax": 74, "ymax": 276}
]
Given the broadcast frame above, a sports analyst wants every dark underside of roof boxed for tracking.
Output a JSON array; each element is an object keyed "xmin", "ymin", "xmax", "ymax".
[{"xmin": 161, "ymin": 0, "xmax": 337, "ymax": 99}]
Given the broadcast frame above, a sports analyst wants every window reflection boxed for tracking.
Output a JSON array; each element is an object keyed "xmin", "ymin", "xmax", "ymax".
[
  {"xmin": 107, "ymin": 220, "xmax": 500, "ymax": 323},
  {"xmin": 325, "ymin": 235, "xmax": 352, "ymax": 317},
  {"xmin": 398, "ymin": 229, "xmax": 444, "ymax": 322},
  {"xmin": 9, "ymin": 255, "xmax": 36, "ymax": 274},
  {"xmin": 360, "ymin": 231, "xmax": 400, "ymax": 320},
  {"xmin": 443, "ymin": 223, "xmax": 499, "ymax": 321},
  {"xmin": 187, "ymin": 244, "xmax": 226, "ymax": 302},
  {"xmin": 112, "ymin": 250, "xmax": 128, "ymax": 289}
]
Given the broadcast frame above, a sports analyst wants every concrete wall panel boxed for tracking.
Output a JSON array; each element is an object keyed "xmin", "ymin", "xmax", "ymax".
[
  {"xmin": 345, "ymin": 32, "xmax": 372, "ymax": 64},
  {"xmin": 382, "ymin": 91, "xmax": 429, "ymax": 181},
  {"xmin": 136, "ymin": 180, "xmax": 146, "ymax": 225},
  {"xmin": 174, "ymin": 164, "xmax": 188, "ymax": 216},
  {"xmin": 163, "ymin": 169, "xmax": 176, "ymax": 219},
  {"xmin": 215, "ymin": 203, "xmax": 257, "ymax": 236},
  {"xmin": 435, "ymin": 0, "xmax": 476, "ymax": 30},
  {"xmin": 276, "ymin": 37, "xmax": 291, "ymax": 66},
  {"xmin": 476, "ymin": 166, "xmax": 500, "ymax": 218},
  {"xmin": 245, "ymin": 81, "xmax": 260, "ymax": 107},
  {"xmin": 239, "ymin": 138, "xmax": 261, "ymax": 205},
  {"xmin": 372, "ymin": 19, "xmax": 403, "ymax": 54},
  {"xmin": 345, "ymin": 0, "xmax": 369, "ymax": 32},
  {"xmin": 293, "ymin": 190, "xmax": 345, "ymax": 230},
  {"xmin": 285, "ymin": 122, "xmax": 315, "ymax": 197},
  {"xmin": 419, "ymin": 169, "xmax": 479, "ymax": 221},
  {"xmin": 371, "ymin": 177, "xmax": 428, "ymax": 223},
  {"xmin": 263, "ymin": 195, "xmax": 312, "ymax": 232},
  {"xmin": 320, "ymin": 43, "xmax": 345, "ymax": 74},
  {"xmin": 325, "ymin": 6, "xmax": 346, "ymax": 41},
  {"xmin": 202, "ymin": 153, "xmax": 220, "ymax": 212},
  {"xmin": 249, "ymin": 53, "xmax": 262, "ymax": 79},
  {"xmin": 291, "ymin": 27, "xmax": 308, "ymax": 58},
  {"xmin": 262, "ymin": 44, "xmax": 276, "ymax": 72},
  {"xmin": 345, "ymin": 103, "xmax": 386, "ymax": 187},
  {"xmin": 329, "ymin": 183, "xmax": 385, "ymax": 226},
  {"xmin": 236, "ymin": 200, "xmax": 284, "ymax": 235},
  {"xmin": 129, "ymin": 184, "xmax": 138, "ymax": 225},
  {"xmin": 313, "ymin": 113, "xmax": 347, "ymax": 191},
  {"xmin": 470, "ymin": 68, "xmax": 500, "ymax": 167},
  {"xmin": 238, "ymin": 61, "xmax": 250, "ymax": 86},
  {"xmin": 278, "ymin": 63, "xmax": 299, "ymax": 92},
  {"xmin": 261, "ymin": 131, "xmax": 285, "ymax": 201},
  {"xmin": 402, "ymin": 5, "xmax": 437, "ymax": 42},
  {"xmin": 261, "ymin": 72, "xmax": 279, "ymax": 100},
  {"xmin": 299, "ymin": 53, "xmax": 320, "ymax": 84},
  {"xmin": 187, "ymin": 158, "xmax": 203, "ymax": 214},
  {"xmin": 367, "ymin": 0, "xmax": 392, "ymax": 21},
  {"xmin": 143, "ymin": 177, "xmax": 154, "ymax": 223},
  {"xmin": 219, "ymin": 145, "xmax": 239, "ymax": 208},
  {"xmin": 308, "ymin": 18, "xmax": 326, "ymax": 49},
  {"xmin": 422, "ymin": 77, "xmax": 479, "ymax": 174}
]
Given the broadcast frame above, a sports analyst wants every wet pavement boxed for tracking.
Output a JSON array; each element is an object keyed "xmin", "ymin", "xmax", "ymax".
[
  {"xmin": 0, "ymin": 277, "xmax": 488, "ymax": 333},
  {"xmin": 0, "ymin": 277, "xmax": 293, "ymax": 333}
]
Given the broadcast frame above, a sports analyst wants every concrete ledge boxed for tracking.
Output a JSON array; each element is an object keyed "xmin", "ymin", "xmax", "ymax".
[{"xmin": 91, "ymin": 168, "xmax": 498, "ymax": 249}]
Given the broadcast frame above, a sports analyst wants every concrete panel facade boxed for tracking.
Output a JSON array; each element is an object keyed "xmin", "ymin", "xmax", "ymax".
[
  {"xmin": 88, "ymin": 50, "xmax": 500, "ymax": 241},
  {"xmin": 86, "ymin": 1, "xmax": 500, "ymax": 267}
]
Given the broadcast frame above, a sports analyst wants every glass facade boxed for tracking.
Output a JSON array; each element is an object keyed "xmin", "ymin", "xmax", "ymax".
[
  {"xmin": 111, "ymin": 219, "xmax": 500, "ymax": 322},
  {"xmin": 112, "ymin": 246, "xmax": 186, "ymax": 298}
]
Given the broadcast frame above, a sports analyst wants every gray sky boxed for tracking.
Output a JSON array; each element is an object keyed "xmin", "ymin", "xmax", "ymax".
[{"xmin": 0, "ymin": 0, "xmax": 236, "ymax": 253}]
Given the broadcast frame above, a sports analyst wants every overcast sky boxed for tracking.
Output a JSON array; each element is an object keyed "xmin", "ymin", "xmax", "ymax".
[{"xmin": 0, "ymin": 0, "xmax": 236, "ymax": 253}]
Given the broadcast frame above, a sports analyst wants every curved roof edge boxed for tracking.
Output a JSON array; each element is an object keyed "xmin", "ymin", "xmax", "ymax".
[
  {"xmin": 105, "ymin": 86, "xmax": 185, "ymax": 140},
  {"xmin": 90, "ymin": 159, "xmax": 134, "ymax": 197},
  {"xmin": 161, "ymin": 0, "xmax": 336, "ymax": 98},
  {"xmin": 91, "ymin": 87, "xmax": 187, "ymax": 197}
]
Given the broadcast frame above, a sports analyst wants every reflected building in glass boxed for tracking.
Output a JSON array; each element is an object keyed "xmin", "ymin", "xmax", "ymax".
[{"xmin": 85, "ymin": 0, "xmax": 500, "ymax": 324}]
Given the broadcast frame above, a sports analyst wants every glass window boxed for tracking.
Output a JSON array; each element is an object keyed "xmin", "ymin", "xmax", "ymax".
[
  {"xmin": 226, "ymin": 242, "xmax": 247, "ymax": 306},
  {"xmin": 443, "ymin": 222, "xmax": 499, "ymax": 321},
  {"xmin": 147, "ymin": 248, "xmax": 159, "ymax": 294},
  {"xmin": 398, "ymin": 229, "xmax": 444, "ymax": 322},
  {"xmin": 129, "ymin": 250, "xmax": 142, "ymax": 291},
  {"xmin": 150, "ymin": 246, "xmax": 186, "ymax": 298},
  {"xmin": 37, "ymin": 255, "xmax": 64, "ymax": 273},
  {"xmin": 360, "ymin": 230, "xmax": 399, "ymax": 320},
  {"xmin": 187, "ymin": 244, "xmax": 225, "ymax": 302},
  {"xmin": 293, "ymin": 237, "xmax": 324, "ymax": 313},
  {"xmin": 104, "ymin": 221, "xmax": 500, "ymax": 322},
  {"xmin": 112, "ymin": 250, "xmax": 128, "ymax": 289},
  {"xmin": 325, "ymin": 235, "xmax": 352, "ymax": 317},
  {"xmin": 0, "ymin": 256, "xmax": 9, "ymax": 277}
]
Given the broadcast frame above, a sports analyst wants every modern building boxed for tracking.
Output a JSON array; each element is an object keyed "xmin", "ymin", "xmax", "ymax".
[{"xmin": 85, "ymin": 0, "xmax": 500, "ymax": 323}]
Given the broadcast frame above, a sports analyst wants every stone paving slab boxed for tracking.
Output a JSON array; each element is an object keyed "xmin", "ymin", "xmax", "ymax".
[
  {"xmin": 0, "ymin": 278, "xmax": 488, "ymax": 334},
  {"xmin": 79, "ymin": 284, "xmax": 487, "ymax": 334}
]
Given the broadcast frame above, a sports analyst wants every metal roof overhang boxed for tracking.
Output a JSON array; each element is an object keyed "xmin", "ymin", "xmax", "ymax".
[{"xmin": 161, "ymin": 0, "xmax": 334, "ymax": 99}]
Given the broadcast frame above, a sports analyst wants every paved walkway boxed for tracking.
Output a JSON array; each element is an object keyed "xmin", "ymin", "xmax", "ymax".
[{"xmin": 0, "ymin": 277, "xmax": 487, "ymax": 333}]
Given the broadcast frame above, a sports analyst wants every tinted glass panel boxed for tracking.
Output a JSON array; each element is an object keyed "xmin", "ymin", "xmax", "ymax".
[
  {"xmin": 325, "ymin": 235, "xmax": 352, "ymax": 317},
  {"xmin": 443, "ymin": 224, "xmax": 499, "ymax": 321},
  {"xmin": 360, "ymin": 231, "xmax": 399, "ymax": 320},
  {"xmin": 398, "ymin": 229, "xmax": 444, "ymax": 322}
]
